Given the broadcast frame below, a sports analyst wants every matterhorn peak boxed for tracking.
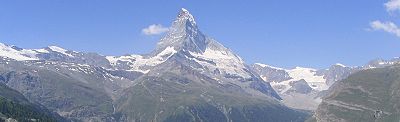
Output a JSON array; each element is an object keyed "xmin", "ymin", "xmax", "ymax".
[
  {"xmin": 155, "ymin": 8, "xmax": 207, "ymax": 54},
  {"xmin": 180, "ymin": 8, "xmax": 189, "ymax": 12},
  {"xmin": 176, "ymin": 8, "xmax": 196, "ymax": 26},
  {"xmin": 169, "ymin": 8, "xmax": 198, "ymax": 34}
]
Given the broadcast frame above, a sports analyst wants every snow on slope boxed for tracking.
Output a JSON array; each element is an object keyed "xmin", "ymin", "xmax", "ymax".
[
  {"xmin": 106, "ymin": 46, "xmax": 177, "ymax": 73},
  {"xmin": 106, "ymin": 55, "xmax": 140, "ymax": 65},
  {"xmin": 335, "ymin": 63, "xmax": 346, "ymax": 67},
  {"xmin": 35, "ymin": 48, "xmax": 50, "ymax": 53},
  {"xmin": 285, "ymin": 67, "xmax": 327, "ymax": 91},
  {"xmin": 189, "ymin": 47, "xmax": 251, "ymax": 79},
  {"xmin": 48, "ymin": 46, "xmax": 74, "ymax": 57},
  {"xmin": 0, "ymin": 43, "xmax": 39, "ymax": 61},
  {"xmin": 255, "ymin": 63, "xmax": 329, "ymax": 92},
  {"xmin": 0, "ymin": 43, "xmax": 77, "ymax": 61},
  {"xmin": 254, "ymin": 63, "xmax": 285, "ymax": 70}
]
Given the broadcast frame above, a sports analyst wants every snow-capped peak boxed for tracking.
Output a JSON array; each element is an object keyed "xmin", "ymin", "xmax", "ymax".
[
  {"xmin": 0, "ymin": 43, "xmax": 82, "ymax": 61},
  {"xmin": 48, "ymin": 46, "xmax": 67, "ymax": 53},
  {"xmin": 254, "ymin": 63, "xmax": 285, "ymax": 70},
  {"xmin": 0, "ymin": 43, "xmax": 38, "ymax": 61},
  {"xmin": 334, "ymin": 63, "xmax": 346, "ymax": 67},
  {"xmin": 277, "ymin": 66, "xmax": 328, "ymax": 92},
  {"xmin": 155, "ymin": 8, "xmax": 206, "ymax": 54},
  {"xmin": 177, "ymin": 8, "xmax": 196, "ymax": 26},
  {"xmin": 181, "ymin": 8, "xmax": 189, "ymax": 13},
  {"xmin": 48, "ymin": 46, "xmax": 74, "ymax": 57},
  {"xmin": 291, "ymin": 66, "xmax": 317, "ymax": 71},
  {"xmin": 172, "ymin": 8, "xmax": 198, "ymax": 34},
  {"xmin": 152, "ymin": 9, "xmax": 253, "ymax": 79}
]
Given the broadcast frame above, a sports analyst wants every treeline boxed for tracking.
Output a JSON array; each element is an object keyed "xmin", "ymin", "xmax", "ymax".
[{"xmin": 0, "ymin": 97, "xmax": 60, "ymax": 122}]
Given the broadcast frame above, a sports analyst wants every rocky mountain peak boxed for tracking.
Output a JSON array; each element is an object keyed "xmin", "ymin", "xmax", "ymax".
[
  {"xmin": 155, "ymin": 8, "xmax": 207, "ymax": 54},
  {"xmin": 176, "ymin": 8, "xmax": 197, "ymax": 27}
]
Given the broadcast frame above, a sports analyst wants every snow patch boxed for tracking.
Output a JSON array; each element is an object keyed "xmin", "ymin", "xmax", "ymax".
[
  {"xmin": 189, "ymin": 48, "xmax": 251, "ymax": 78},
  {"xmin": 335, "ymin": 63, "xmax": 346, "ymax": 67},
  {"xmin": 106, "ymin": 46, "xmax": 177, "ymax": 73},
  {"xmin": 34, "ymin": 48, "xmax": 50, "ymax": 53},
  {"xmin": 176, "ymin": 8, "xmax": 196, "ymax": 25},
  {"xmin": 270, "ymin": 67, "xmax": 328, "ymax": 93},
  {"xmin": 48, "ymin": 46, "xmax": 74, "ymax": 57},
  {"xmin": 255, "ymin": 63, "xmax": 285, "ymax": 70},
  {"xmin": 0, "ymin": 43, "xmax": 38, "ymax": 61},
  {"xmin": 181, "ymin": 8, "xmax": 189, "ymax": 12},
  {"xmin": 287, "ymin": 67, "xmax": 327, "ymax": 91}
]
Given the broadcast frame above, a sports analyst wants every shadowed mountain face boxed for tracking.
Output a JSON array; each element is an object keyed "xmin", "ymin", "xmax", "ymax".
[
  {"xmin": 0, "ymin": 58, "xmax": 134, "ymax": 121},
  {"xmin": 0, "ymin": 8, "xmax": 310, "ymax": 121},
  {"xmin": 309, "ymin": 65, "xmax": 400, "ymax": 122},
  {"xmin": 0, "ymin": 82, "xmax": 65, "ymax": 121}
]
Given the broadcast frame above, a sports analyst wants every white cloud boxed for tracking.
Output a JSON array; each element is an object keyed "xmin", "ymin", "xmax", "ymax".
[
  {"xmin": 142, "ymin": 24, "xmax": 169, "ymax": 35},
  {"xmin": 385, "ymin": 0, "xmax": 400, "ymax": 12},
  {"xmin": 370, "ymin": 20, "xmax": 400, "ymax": 37}
]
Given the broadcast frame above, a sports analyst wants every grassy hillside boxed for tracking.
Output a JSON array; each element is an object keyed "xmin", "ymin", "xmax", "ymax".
[{"xmin": 311, "ymin": 65, "xmax": 400, "ymax": 122}]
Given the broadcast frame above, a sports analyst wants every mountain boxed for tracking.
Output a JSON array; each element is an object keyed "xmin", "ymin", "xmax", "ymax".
[
  {"xmin": 106, "ymin": 8, "xmax": 282, "ymax": 100},
  {"xmin": 0, "ymin": 82, "xmax": 65, "ymax": 121},
  {"xmin": 252, "ymin": 59, "xmax": 398, "ymax": 111},
  {"xmin": 0, "ymin": 43, "xmax": 112, "ymax": 68},
  {"xmin": 252, "ymin": 63, "xmax": 358, "ymax": 110},
  {"xmin": 0, "ymin": 57, "xmax": 137, "ymax": 121},
  {"xmin": 0, "ymin": 8, "xmax": 310, "ymax": 121},
  {"xmin": 2, "ymin": 8, "xmax": 397, "ymax": 122},
  {"xmin": 309, "ymin": 64, "xmax": 400, "ymax": 122},
  {"xmin": 113, "ymin": 8, "xmax": 309, "ymax": 121}
]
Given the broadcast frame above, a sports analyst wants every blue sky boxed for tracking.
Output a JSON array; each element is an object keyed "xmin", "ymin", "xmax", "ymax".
[{"xmin": 1, "ymin": 0, "xmax": 400, "ymax": 69}]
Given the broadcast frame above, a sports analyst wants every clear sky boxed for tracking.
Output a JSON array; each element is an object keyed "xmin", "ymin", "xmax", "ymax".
[{"xmin": 1, "ymin": 0, "xmax": 399, "ymax": 69}]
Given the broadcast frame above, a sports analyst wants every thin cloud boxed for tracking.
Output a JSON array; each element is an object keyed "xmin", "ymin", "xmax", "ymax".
[
  {"xmin": 142, "ymin": 24, "xmax": 169, "ymax": 36},
  {"xmin": 385, "ymin": 0, "xmax": 400, "ymax": 12},
  {"xmin": 367, "ymin": 1, "xmax": 400, "ymax": 38},
  {"xmin": 370, "ymin": 20, "xmax": 400, "ymax": 37}
]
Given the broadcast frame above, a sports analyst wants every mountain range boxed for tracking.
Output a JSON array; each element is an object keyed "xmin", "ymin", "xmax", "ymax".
[
  {"xmin": 0, "ymin": 8, "xmax": 305, "ymax": 121},
  {"xmin": 252, "ymin": 58, "xmax": 399, "ymax": 110},
  {"xmin": 0, "ymin": 8, "xmax": 399, "ymax": 122}
]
